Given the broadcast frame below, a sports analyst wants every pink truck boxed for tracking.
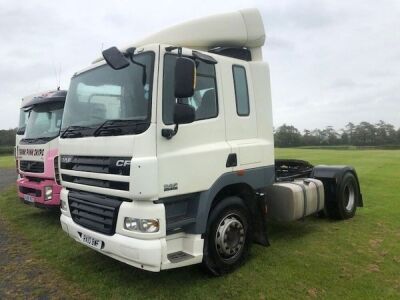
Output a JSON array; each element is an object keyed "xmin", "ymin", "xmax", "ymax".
[{"xmin": 17, "ymin": 90, "xmax": 67, "ymax": 209}]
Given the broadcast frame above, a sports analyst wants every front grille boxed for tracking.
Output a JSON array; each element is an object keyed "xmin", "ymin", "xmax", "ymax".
[
  {"xmin": 19, "ymin": 186, "xmax": 41, "ymax": 197},
  {"xmin": 62, "ymin": 175, "xmax": 129, "ymax": 191},
  {"xmin": 20, "ymin": 160, "xmax": 44, "ymax": 173},
  {"xmin": 68, "ymin": 190, "xmax": 123, "ymax": 235},
  {"xmin": 60, "ymin": 155, "xmax": 131, "ymax": 176}
]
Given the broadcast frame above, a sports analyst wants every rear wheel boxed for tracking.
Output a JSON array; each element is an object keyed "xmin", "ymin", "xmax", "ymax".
[
  {"xmin": 202, "ymin": 196, "xmax": 251, "ymax": 275},
  {"xmin": 327, "ymin": 172, "xmax": 359, "ymax": 219}
]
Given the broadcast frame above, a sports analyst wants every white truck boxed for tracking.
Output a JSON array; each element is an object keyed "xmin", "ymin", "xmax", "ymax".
[{"xmin": 59, "ymin": 8, "xmax": 362, "ymax": 275}]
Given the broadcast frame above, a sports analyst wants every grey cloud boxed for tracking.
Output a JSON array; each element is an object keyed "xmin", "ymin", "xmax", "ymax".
[
  {"xmin": 0, "ymin": 0, "xmax": 399, "ymax": 130},
  {"xmin": 328, "ymin": 79, "xmax": 373, "ymax": 90}
]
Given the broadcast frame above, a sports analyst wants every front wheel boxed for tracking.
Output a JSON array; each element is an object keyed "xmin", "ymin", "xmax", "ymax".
[{"xmin": 202, "ymin": 196, "xmax": 251, "ymax": 275}]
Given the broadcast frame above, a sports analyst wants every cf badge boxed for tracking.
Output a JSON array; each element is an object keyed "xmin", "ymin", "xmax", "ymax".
[{"xmin": 116, "ymin": 160, "xmax": 131, "ymax": 167}]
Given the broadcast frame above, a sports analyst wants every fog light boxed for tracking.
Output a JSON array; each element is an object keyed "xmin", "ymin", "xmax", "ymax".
[
  {"xmin": 44, "ymin": 186, "xmax": 53, "ymax": 201},
  {"xmin": 124, "ymin": 218, "xmax": 159, "ymax": 233},
  {"xmin": 60, "ymin": 200, "xmax": 67, "ymax": 210}
]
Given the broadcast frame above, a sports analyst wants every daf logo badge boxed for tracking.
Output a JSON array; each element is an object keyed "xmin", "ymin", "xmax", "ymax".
[{"xmin": 164, "ymin": 183, "xmax": 178, "ymax": 192}]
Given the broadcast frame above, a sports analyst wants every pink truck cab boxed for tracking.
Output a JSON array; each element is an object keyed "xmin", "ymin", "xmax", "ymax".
[{"xmin": 17, "ymin": 90, "xmax": 67, "ymax": 209}]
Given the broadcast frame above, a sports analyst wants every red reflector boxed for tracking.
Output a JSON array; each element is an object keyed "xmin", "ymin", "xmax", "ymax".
[{"xmin": 236, "ymin": 170, "xmax": 245, "ymax": 176}]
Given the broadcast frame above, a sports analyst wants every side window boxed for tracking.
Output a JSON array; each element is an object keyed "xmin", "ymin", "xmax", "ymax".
[
  {"xmin": 232, "ymin": 65, "xmax": 250, "ymax": 116},
  {"xmin": 163, "ymin": 54, "xmax": 218, "ymax": 125}
]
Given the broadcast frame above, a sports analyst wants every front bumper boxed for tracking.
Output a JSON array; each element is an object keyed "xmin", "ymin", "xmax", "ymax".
[
  {"xmin": 17, "ymin": 177, "xmax": 61, "ymax": 208},
  {"xmin": 60, "ymin": 214, "xmax": 164, "ymax": 272}
]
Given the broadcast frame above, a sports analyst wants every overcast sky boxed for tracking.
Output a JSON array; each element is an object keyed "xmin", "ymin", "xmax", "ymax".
[{"xmin": 0, "ymin": 0, "xmax": 399, "ymax": 131}]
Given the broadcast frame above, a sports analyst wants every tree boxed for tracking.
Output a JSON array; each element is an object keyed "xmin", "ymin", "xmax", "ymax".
[
  {"xmin": 322, "ymin": 126, "xmax": 339, "ymax": 145},
  {"xmin": 0, "ymin": 128, "xmax": 17, "ymax": 146},
  {"xmin": 375, "ymin": 120, "xmax": 397, "ymax": 145},
  {"xmin": 345, "ymin": 122, "xmax": 356, "ymax": 144},
  {"xmin": 353, "ymin": 122, "xmax": 376, "ymax": 145},
  {"xmin": 302, "ymin": 129, "xmax": 318, "ymax": 145},
  {"xmin": 397, "ymin": 128, "xmax": 400, "ymax": 144},
  {"xmin": 340, "ymin": 129, "xmax": 349, "ymax": 145},
  {"xmin": 274, "ymin": 124, "xmax": 301, "ymax": 147}
]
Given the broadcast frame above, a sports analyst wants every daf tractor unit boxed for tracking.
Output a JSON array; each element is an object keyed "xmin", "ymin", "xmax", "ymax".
[
  {"xmin": 17, "ymin": 89, "xmax": 67, "ymax": 209},
  {"xmin": 58, "ymin": 9, "xmax": 362, "ymax": 275}
]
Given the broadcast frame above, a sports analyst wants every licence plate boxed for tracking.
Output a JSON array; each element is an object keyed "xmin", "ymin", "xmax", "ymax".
[
  {"xmin": 23, "ymin": 194, "xmax": 35, "ymax": 203},
  {"xmin": 80, "ymin": 233, "xmax": 102, "ymax": 250}
]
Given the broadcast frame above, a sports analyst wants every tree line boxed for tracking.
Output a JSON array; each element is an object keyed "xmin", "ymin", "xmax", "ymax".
[
  {"xmin": 274, "ymin": 121, "xmax": 400, "ymax": 147},
  {"xmin": 0, "ymin": 128, "xmax": 17, "ymax": 146}
]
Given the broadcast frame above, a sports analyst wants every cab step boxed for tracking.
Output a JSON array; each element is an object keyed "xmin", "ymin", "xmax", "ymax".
[{"xmin": 167, "ymin": 251, "xmax": 194, "ymax": 263}]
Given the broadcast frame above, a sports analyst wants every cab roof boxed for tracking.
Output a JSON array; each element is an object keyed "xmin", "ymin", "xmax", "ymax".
[{"xmin": 22, "ymin": 89, "xmax": 67, "ymax": 109}]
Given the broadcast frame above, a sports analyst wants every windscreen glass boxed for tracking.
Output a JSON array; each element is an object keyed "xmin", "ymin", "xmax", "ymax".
[
  {"xmin": 24, "ymin": 102, "xmax": 64, "ymax": 139},
  {"xmin": 17, "ymin": 109, "xmax": 30, "ymax": 135},
  {"xmin": 62, "ymin": 52, "xmax": 154, "ymax": 132}
]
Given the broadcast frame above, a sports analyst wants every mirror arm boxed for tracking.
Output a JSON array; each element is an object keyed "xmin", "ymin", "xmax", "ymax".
[
  {"xmin": 161, "ymin": 124, "xmax": 179, "ymax": 140},
  {"xmin": 125, "ymin": 47, "xmax": 147, "ymax": 84}
]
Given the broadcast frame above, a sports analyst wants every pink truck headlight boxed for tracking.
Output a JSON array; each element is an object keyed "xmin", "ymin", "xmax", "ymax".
[{"xmin": 44, "ymin": 186, "xmax": 53, "ymax": 201}]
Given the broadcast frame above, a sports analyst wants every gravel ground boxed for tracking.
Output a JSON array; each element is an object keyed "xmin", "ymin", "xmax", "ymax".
[{"xmin": 0, "ymin": 169, "xmax": 89, "ymax": 299}]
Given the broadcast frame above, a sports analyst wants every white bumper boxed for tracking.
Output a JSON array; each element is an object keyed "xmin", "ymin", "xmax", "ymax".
[{"xmin": 60, "ymin": 214, "xmax": 164, "ymax": 272}]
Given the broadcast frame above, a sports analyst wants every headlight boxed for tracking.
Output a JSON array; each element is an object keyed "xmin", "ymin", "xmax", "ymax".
[
  {"xmin": 44, "ymin": 186, "xmax": 53, "ymax": 201},
  {"xmin": 124, "ymin": 217, "xmax": 159, "ymax": 233},
  {"xmin": 60, "ymin": 200, "xmax": 67, "ymax": 210}
]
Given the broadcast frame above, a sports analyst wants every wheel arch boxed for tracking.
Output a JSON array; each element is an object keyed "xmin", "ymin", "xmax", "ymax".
[
  {"xmin": 157, "ymin": 166, "xmax": 274, "ymax": 240},
  {"xmin": 311, "ymin": 165, "xmax": 363, "ymax": 207},
  {"xmin": 193, "ymin": 166, "xmax": 274, "ymax": 245}
]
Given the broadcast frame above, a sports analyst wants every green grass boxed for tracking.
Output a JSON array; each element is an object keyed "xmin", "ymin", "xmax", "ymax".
[
  {"xmin": 0, "ymin": 155, "xmax": 14, "ymax": 169},
  {"xmin": 0, "ymin": 149, "xmax": 399, "ymax": 299}
]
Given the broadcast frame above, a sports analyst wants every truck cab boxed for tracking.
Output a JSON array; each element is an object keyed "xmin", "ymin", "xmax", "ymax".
[
  {"xmin": 17, "ymin": 90, "xmax": 67, "ymax": 208},
  {"xmin": 59, "ymin": 9, "xmax": 362, "ymax": 275}
]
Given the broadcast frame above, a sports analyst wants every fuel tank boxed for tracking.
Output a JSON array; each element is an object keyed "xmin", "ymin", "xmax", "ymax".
[{"xmin": 265, "ymin": 178, "xmax": 324, "ymax": 222}]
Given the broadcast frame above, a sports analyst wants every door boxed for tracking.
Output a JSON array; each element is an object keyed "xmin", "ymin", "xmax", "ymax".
[
  {"xmin": 223, "ymin": 62, "xmax": 262, "ymax": 168},
  {"xmin": 156, "ymin": 48, "xmax": 231, "ymax": 198}
]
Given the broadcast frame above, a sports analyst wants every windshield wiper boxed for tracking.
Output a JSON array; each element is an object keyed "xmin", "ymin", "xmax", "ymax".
[
  {"xmin": 60, "ymin": 125, "xmax": 89, "ymax": 138},
  {"xmin": 93, "ymin": 119, "xmax": 148, "ymax": 137}
]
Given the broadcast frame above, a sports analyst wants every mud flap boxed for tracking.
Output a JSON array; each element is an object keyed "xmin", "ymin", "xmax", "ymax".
[{"xmin": 253, "ymin": 192, "xmax": 270, "ymax": 247}]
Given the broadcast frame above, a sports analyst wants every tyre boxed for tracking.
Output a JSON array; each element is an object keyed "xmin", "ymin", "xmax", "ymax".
[
  {"xmin": 327, "ymin": 172, "xmax": 359, "ymax": 220},
  {"xmin": 202, "ymin": 196, "xmax": 251, "ymax": 275}
]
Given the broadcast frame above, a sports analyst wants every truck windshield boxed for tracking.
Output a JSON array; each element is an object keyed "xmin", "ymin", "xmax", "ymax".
[
  {"xmin": 61, "ymin": 52, "xmax": 154, "ymax": 137},
  {"xmin": 17, "ymin": 108, "xmax": 31, "ymax": 135},
  {"xmin": 24, "ymin": 102, "xmax": 64, "ymax": 140}
]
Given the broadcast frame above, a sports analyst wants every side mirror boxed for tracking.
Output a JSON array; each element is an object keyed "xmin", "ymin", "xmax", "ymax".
[
  {"xmin": 102, "ymin": 47, "xmax": 130, "ymax": 70},
  {"xmin": 174, "ymin": 57, "xmax": 196, "ymax": 98},
  {"xmin": 173, "ymin": 103, "xmax": 195, "ymax": 124}
]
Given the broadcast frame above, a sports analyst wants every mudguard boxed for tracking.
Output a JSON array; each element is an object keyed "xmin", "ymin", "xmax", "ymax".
[{"xmin": 311, "ymin": 165, "xmax": 363, "ymax": 207}]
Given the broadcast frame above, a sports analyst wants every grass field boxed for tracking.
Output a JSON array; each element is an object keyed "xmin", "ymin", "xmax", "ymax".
[
  {"xmin": 0, "ymin": 149, "xmax": 399, "ymax": 299},
  {"xmin": 0, "ymin": 155, "xmax": 14, "ymax": 169}
]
